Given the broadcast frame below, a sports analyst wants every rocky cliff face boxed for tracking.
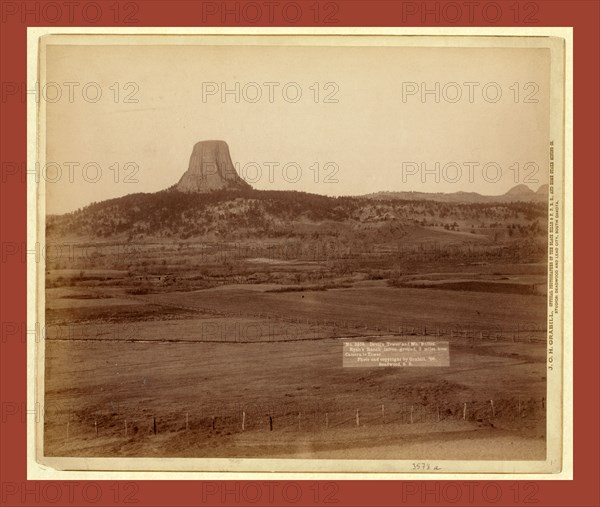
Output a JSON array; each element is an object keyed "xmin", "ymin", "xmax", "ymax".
[{"xmin": 176, "ymin": 140, "xmax": 251, "ymax": 193}]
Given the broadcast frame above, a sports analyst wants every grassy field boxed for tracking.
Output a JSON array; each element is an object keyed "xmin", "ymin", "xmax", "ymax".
[
  {"xmin": 44, "ymin": 280, "xmax": 547, "ymax": 459},
  {"xmin": 142, "ymin": 283, "xmax": 546, "ymax": 334}
]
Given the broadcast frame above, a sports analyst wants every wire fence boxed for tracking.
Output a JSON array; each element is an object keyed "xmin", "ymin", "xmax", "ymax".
[{"xmin": 54, "ymin": 396, "xmax": 546, "ymax": 443}]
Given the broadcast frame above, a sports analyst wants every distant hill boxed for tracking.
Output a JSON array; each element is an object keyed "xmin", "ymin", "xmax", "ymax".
[
  {"xmin": 504, "ymin": 184, "xmax": 535, "ymax": 197},
  {"xmin": 46, "ymin": 141, "xmax": 548, "ymax": 243},
  {"xmin": 363, "ymin": 184, "xmax": 548, "ymax": 203},
  {"xmin": 47, "ymin": 186, "xmax": 548, "ymax": 244}
]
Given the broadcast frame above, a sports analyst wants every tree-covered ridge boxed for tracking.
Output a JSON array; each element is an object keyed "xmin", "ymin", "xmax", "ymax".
[{"xmin": 47, "ymin": 187, "xmax": 547, "ymax": 242}]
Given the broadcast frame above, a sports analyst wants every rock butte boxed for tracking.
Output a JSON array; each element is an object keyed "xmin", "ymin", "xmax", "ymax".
[{"xmin": 176, "ymin": 140, "xmax": 251, "ymax": 193}]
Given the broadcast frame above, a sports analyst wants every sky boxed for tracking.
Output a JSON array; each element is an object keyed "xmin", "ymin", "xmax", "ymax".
[{"xmin": 44, "ymin": 40, "xmax": 551, "ymax": 214}]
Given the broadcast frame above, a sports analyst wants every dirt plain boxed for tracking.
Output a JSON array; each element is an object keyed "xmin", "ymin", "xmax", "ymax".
[{"xmin": 44, "ymin": 257, "xmax": 547, "ymax": 460}]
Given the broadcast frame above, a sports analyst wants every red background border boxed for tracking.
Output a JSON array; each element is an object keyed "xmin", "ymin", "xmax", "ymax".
[{"xmin": 1, "ymin": 1, "xmax": 598, "ymax": 506}]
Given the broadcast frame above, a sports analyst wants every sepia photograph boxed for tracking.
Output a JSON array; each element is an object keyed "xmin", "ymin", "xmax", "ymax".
[{"xmin": 32, "ymin": 32, "xmax": 567, "ymax": 474}]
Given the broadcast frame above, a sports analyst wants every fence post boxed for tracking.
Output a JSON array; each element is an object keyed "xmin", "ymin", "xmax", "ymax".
[
  {"xmin": 490, "ymin": 400, "xmax": 495, "ymax": 418},
  {"xmin": 356, "ymin": 409, "xmax": 360, "ymax": 427},
  {"xmin": 124, "ymin": 419, "xmax": 127, "ymax": 436},
  {"xmin": 463, "ymin": 403, "xmax": 467, "ymax": 421},
  {"xmin": 242, "ymin": 411, "xmax": 246, "ymax": 431}
]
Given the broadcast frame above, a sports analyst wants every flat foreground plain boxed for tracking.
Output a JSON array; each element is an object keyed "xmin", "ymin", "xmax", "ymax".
[{"xmin": 44, "ymin": 281, "xmax": 547, "ymax": 459}]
